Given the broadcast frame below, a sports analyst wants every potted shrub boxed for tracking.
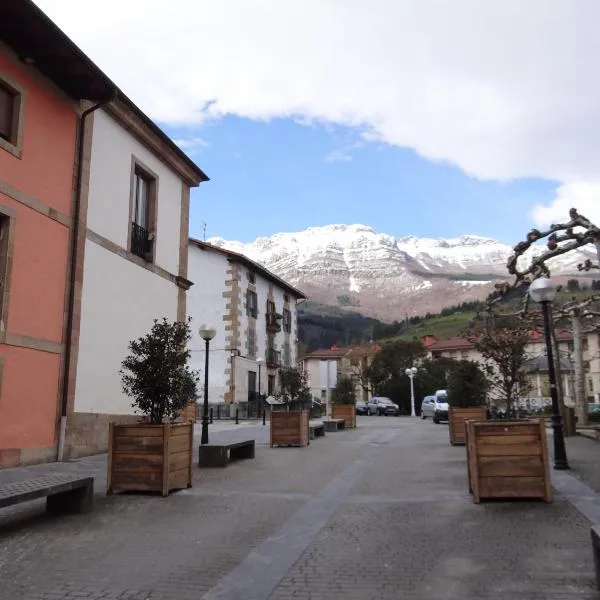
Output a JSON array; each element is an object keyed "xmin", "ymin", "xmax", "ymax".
[
  {"xmin": 447, "ymin": 360, "xmax": 488, "ymax": 445},
  {"xmin": 331, "ymin": 374, "xmax": 357, "ymax": 428},
  {"xmin": 107, "ymin": 317, "xmax": 199, "ymax": 496},
  {"xmin": 270, "ymin": 367, "xmax": 311, "ymax": 447}
]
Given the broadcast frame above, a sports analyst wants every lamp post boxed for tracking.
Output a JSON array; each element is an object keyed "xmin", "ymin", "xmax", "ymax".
[
  {"xmin": 257, "ymin": 357, "xmax": 265, "ymax": 425},
  {"xmin": 199, "ymin": 324, "xmax": 216, "ymax": 446},
  {"xmin": 529, "ymin": 277, "xmax": 569, "ymax": 470},
  {"xmin": 405, "ymin": 366, "xmax": 418, "ymax": 417}
]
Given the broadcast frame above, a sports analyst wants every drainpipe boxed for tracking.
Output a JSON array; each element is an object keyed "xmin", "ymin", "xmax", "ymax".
[{"xmin": 57, "ymin": 93, "xmax": 117, "ymax": 462}]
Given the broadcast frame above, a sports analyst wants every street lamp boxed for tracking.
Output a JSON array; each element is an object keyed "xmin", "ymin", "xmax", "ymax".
[
  {"xmin": 199, "ymin": 324, "xmax": 217, "ymax": 445},
  {"xmin": 529, "ymin": 277, "xmax": 569, "ymax": 470},
  {"xmin": 257, "ymin": 357, "xmax": 265, "ymax": 425},
  {"xmin": 405, "ymin": 366, "xmax": 418, "ymax": 417}
]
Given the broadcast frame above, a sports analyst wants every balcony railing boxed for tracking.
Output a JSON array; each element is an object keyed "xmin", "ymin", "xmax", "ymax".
[
  {"xmin": 266, "ymin": 348, "xmax": 281, "ymax": 368},
  {"xmin": 266, "ymin": 312, "xmax": 282, "ymax": 333},
  {"xmin": 131, "ymin": 222, "xmax": 153, "ymax": 261}
]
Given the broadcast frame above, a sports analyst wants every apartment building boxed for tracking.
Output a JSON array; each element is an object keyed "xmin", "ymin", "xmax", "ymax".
[{"xmin": 188, "ymin": 240, "xmax": 305, "ymax": 411}]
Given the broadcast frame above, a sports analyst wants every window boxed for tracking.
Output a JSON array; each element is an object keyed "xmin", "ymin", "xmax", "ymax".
[
  {"xmin": 130, "ymin": 164, "xmax": 156, "ymax": 261},
  {"xmin": 268, "ymin": 374, "xmax": 276, "ymax": 396},
  {"xmin": 0, "ymin": 78, "xmax": 23, "ymax": 156},
  {"xmin": 0, "ymin": 213, "xmax": 12, "ymax": 325},
  {"xmin": 248, "ymin": 271, "xmax": 256, "ymax": 284},
  {"xmin": 461, "ymin": 351, "xmax": 468, "ymax": 360},
  {"xmin": 282, "ymin": 308, "xmax": 292, "ymax": 333},
  {"xmin": 583, "ymin": 339, "xmax": 589, "ymax": 352},
  {"xmin": 283, "ymin": 343, "xmax": 291, "ymax": 367},
  {"xmin": 246, "ymin": 290, "xmax": 258, "ymax": 317},
  {"xmin": 247, "ymin": 328, "xmax": 256, "ymax": 358},
  {"xmin": 284, "ymin": 294, "xmax": 289, "ymax": 303},
  {"xmin": 266, "ymin": 299, "xmax": 276, "ymax": 315}
]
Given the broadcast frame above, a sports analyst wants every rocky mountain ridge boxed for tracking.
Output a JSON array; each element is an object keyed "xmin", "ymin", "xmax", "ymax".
[{"xmin": 208, "ymin": 224, "xmax": 596, "ymax": 321}]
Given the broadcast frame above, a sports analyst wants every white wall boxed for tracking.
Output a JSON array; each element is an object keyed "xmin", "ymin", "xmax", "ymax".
[
  {"xmin": 88, "ymin": 109, "xmax": 183, "ymax": 275},
  {"xmin": 187, "ymin": 246, "xmax": 229, "ymax": 404},
  {"xmin": 75, "ymin": 241, "xmax": 179, "ymax": 414}
]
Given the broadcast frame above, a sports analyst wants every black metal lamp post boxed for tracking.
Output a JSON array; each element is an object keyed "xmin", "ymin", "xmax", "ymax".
[
  {"xmin": 257, "ymin": 357, "xmax": 265, "ymax": 425},
  {"xmin": 529, "ymin": 277, "xmax": 569, "ymax": 470},
  {"xmin": 199, "ymin": 324, "xmax": 216, "ymax": 446}
]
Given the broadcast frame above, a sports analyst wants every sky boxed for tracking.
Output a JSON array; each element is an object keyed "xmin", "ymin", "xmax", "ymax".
[{"xmin": 35, "ymin": 0, "xmax": 600, "ymax": 245}]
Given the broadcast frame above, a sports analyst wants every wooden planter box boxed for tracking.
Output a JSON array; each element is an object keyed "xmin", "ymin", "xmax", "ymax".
[
  {"xmin": 107, "ymin": 422, "xmax": 193, "ymax": 497},
  {"xmin": 179, "ymin": 402, "xmax": 198, "ymax": 423},
  {"xmin": 449, "ymin": 406, "xmax": 487, "ymax": 445},
  {"xmin": 465, "ymin": 419, "xmax": 551, "ymax": 503},
  {"xmin": 270, "ymin": 410, "xmax": 309, "ymax": 447},
  {"xmin": 331, "ymin": 404, "xmax": 357, "ymax": 428}
]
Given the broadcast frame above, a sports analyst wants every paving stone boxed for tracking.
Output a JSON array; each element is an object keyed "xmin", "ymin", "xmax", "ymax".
[{"xmin": 0, "ymin": 419, "xmax": 597, "ymax": 600}]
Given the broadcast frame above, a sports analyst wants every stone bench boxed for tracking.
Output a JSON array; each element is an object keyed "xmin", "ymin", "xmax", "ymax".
[
  {"xmin": 323, "ymin": 418, "xmax": 345, "ymax": 432},
  {"xmin": 0, "ymin": 474, "xmax": 93, "ymax": 515},
  {"xmin": 198, "ymin": 440, "xmax": 255, "ymax": 468},
  {"xmin": 309, "ymin": 423, "xmax": 326, "ymax": 440}
]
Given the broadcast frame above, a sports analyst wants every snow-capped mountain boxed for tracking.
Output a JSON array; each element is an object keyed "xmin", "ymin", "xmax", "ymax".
[{"xmin": 208, "ymin": 224, "xmax": 596, "ymax": 321}]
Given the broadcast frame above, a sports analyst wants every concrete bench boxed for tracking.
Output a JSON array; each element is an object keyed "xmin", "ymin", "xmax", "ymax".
[
  {"xmin": 0, "ymin": 474, "xmax": 93, "ymax": 515},
  {"xmin": 323, "ymin": 419, "xmax": 345, "ymax": 432},
  {"xmin": 309, "ymin": 423, "xmax": 326, "ymax": 440},
  {"xmin": 198, "ymin": 440, "xmax": 255, "ymax": 468}
]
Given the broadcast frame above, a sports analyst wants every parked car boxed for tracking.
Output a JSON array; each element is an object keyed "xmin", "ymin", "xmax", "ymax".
[
  {"xmin": 420, "ymin": 392, "xmax": 449, "ymax": 423},
  {"xmin": 356, "ymin": 400, "xmax": 368, "ymax": 415},
  {"xmin": 367, "ymin": 396, "xmax": 400, "ymax": 416}
]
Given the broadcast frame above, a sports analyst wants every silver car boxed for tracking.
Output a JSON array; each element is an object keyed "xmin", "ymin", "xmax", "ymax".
[
  {"xmin": 421, "ymin": 393, "xmax": 449, "ymax": 423},
  {"xmin": 367, "ymin": 396, "xmax": 400, "ymax": 416}
]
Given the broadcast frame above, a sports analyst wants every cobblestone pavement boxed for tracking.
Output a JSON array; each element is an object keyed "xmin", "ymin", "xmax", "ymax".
[{"xmin": 0, "ymin": 418, "xmax": 598, "ymax": 600}]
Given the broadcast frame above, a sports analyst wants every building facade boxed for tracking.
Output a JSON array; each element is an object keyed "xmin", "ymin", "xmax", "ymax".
[
  {"xmin": 188, "ymin": 240, "xmax": 305, "ymax": 411},
  {"xmin": 425, "ymin": 329, "xmax": 600, "ymax": 405},
  {"xmin": 66, "ymin": 103, "xmax": 207, "ymax": 457},
  {"xmin": 0, "ymin": 3, "xmax": 115, "ymax": 467},
  {"xmin": 0, "ymin": 1, "xmax": 208, "ymax": 465},
  {"xmin": 301, "ymin": 344, "xmax": 378, "ymax": 411}
]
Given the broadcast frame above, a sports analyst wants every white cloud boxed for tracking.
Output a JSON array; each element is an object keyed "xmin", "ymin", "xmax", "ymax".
[
  {"xmin": 33, "ymin": 0, "xmax": 600, "ymax": 189},
  {"xmin": 173, "ymin": 136, "xmax": 210, "ymax": 151},
  {"xmin": 532, "ymin": 182, "xmax": 600, "ymax": 228},
  {"xmin": 325, "ymin": 151, "xmax": 352, "ymax": 163}
]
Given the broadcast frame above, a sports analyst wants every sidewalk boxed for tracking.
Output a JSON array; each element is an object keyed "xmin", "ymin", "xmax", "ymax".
[{"xmin": 0, "ymin": 418, "xmax": 598, "ymax": 600}]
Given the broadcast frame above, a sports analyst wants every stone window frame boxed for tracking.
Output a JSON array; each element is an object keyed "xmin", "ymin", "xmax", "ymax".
[
  {"xmin": 0, "ymin": 203, "xmax": 17, "ymax": 341},
  {"xmin": 246, "ymin": 289, "xmax": 258, "ymax": 318},
  {"xmin": 0, "ymin": 74, "xmax": 26, "ymax": 159},
  {"xmin": 127, "ymin": 156, "xmax": 159, "ymax": 263}
]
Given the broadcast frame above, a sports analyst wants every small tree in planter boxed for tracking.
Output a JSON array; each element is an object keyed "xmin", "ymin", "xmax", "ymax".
[
  {"xmin": 270, "ymin": 366, "xmax": 311, "ymax": 447},
  {"xmin": 107, "ymin": 318, "xmax": 199, "ymax": 496},
  {"xmin": 446, "ymin": 360, "xmax": 489, "ymax": 445},
  {"xmin": 331, "ymin": 374, "xmax": 357, "ymax": 428}
]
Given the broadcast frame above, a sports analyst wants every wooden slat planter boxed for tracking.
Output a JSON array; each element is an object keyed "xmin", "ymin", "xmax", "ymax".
[
  {"xmin": 331, "ymin": 404, "xmax": 357, "ymax": 428},
  {"xmin": 465, "ymin": 419, "xmax": 551, "ymax": 503},
  {"xmin": 270, "ymin": 410, "xmax": 309, "ymax": 447},
  {"xmin": 107, "ymin": 422, "xmax": 193, "ymax": 497},
  {"xmin": 448, "ymin": 406, "xmax": 487, "ymax": 445},
  {"xmin": 179, "ymin": 402, "xmax": 198, "ymax": 423}
]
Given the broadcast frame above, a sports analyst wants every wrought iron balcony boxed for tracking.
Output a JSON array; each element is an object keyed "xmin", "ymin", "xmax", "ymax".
[
  {"xmin": 266, "ymin": 348, "xmax": 281, "ymax": 368},
  {"xmin": 131, "ymin": 222, "xmax": 153, "ymax": 261}
]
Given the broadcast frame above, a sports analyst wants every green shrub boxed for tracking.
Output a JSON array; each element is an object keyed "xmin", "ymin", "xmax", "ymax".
[
  {"xmin": 446, "ymin": 360, "xmax": 488, "ymax": 408},
  {"xmin": 331, "ymin": 375, "xmax": 357, "ymax": 405}
]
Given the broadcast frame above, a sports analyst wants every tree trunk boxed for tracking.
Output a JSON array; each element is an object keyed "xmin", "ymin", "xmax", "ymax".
[
  {"xmin": 550, "ymin": 325, "xmax": 569, "ymax": 434},
  {"xmin": 572, "ymin": 313, "xmax": 588, "ymax": 426}
]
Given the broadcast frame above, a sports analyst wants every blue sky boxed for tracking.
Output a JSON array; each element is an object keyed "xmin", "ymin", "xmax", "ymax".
[
  {"xmin": 35, "ymin": 0, "xmax": 600, "ymax": 245},
  {"xmin": 166, "ymin": 117, "xmax": 559, "ymax": 245}
]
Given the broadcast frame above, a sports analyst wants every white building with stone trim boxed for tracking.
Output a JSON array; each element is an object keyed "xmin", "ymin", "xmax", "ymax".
[
  {"xmin": 67, "ymin": 99, "xmax": 208, "ymax": 457},
  {"xmin": 187, "ymin": 240, "xmax": 306, "ymax": 412}
]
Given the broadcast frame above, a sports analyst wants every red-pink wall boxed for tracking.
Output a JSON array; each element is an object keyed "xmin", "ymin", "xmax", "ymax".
[{"xmin": 0, "ymin": 49, "xmax": 78, "ymax": 456}]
